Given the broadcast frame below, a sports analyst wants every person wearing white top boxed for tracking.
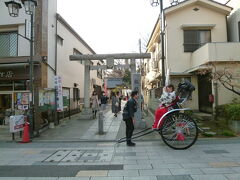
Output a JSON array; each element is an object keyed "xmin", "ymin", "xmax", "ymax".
[{"xmin": 152, "ymin": 84, "xmax": 176, "ymax": 129}]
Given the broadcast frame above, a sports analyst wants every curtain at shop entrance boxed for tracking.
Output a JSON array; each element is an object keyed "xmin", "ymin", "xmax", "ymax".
[
  {"xmin": 198, "ymin": 74, "xmax": 212, "ymax": 113},
  {"xmin": 0, "ymin": 94, "xmax": 12, "ymax": 125}
]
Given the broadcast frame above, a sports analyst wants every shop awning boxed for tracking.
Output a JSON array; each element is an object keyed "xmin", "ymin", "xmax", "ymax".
[{"xmin": 185, "ymin": 65, "xmax": 210, "ymax": 73}]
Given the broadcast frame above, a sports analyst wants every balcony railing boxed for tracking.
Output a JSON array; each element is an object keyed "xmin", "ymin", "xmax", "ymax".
[{"xmin": 191, "ymin": 42, "xmax": 240, "ymax": 68}]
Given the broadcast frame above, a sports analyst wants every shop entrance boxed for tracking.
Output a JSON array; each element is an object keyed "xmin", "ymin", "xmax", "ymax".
[{"xmin": 0, "ymin": 92, "xmax": 13, "ymax": 125}]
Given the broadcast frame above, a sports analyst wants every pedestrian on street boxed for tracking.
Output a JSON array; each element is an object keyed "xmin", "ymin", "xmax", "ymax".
[
  {"xmin": 100, "ymin": 92, "xmax": 109, "ymax": 111},
  {"xmin": 111, "ymin": 92, "xmax": 119, "ymax": 117},
  {"xmin": 122, "ymin": 90, "xmax": 138, "ymax": 146},
  {"xmin": 152, "ymin": 84, "xmax": 176, "ymax": 129},
  {"xmin": 116, "ymin": 91, "xmax": 122, "ymax": 112},
  {"xmin": 91, "ymin": 91, "xmax": 99, "ymax": 119}
]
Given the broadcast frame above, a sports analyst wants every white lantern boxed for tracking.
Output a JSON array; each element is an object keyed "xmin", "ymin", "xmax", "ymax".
[
  {"xmin": 5, "ymin": 1, "xmax": 22, "ymax": 17},
  {"xmin": 150, "ymin": 0, "xmax": 159, "ymax": 7},
  {"xmin": 21, "ymin": 0, "xmax": 37, "ymax": 15},
  {"xmin": 169, "ymin": 0, "xmax": 179, "ymax": 5}
]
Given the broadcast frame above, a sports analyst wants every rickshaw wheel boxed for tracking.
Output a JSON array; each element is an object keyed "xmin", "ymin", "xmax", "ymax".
[{"xmin": 160, "ymin": 112, "xmax": 198, "ymax": 150}]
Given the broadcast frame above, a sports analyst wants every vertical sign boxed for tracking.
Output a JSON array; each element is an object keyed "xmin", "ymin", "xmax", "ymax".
[
  {"xmin": 54, "ymin": 76, "xmax": 63, "ymax": 112},
  {"xmin": 132, "ymin": 73, "xmax": 141, "ymax": 92},
  {"xmin": 132, "ymin": 73, "xmax": 146, "ymax": 128},
  {"xmin": 104, "ymin": 79, "xmax": 108, "ymax": 96}
]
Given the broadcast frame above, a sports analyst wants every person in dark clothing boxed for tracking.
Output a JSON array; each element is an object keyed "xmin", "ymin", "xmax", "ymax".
[
  {"xmin": 100, "ymin": 92, "xmax": 109, "ymax": 111},
  {"xmin": 122, "ymin": 90, "xmax": 139, "ymax": 146},
  {"xmin": 116, "ymin": 92, "xmax": 122, "ymax": 112},
  {"xmin": 111, "ymin": 92, "xmax": 119, "ymax": 117}
]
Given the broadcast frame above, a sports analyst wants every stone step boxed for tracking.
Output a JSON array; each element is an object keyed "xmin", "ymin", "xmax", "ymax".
[
  {"xmin": 203, "ymin": 131, "xmax": 217, "ymax": 136},
  {"xmin": 197, "ymin": 123, "xmax": 203, "ymax": 126},
  {"xmin": 192, "ymin": 112, "xmax": 213, "ymax": 121},
  {"xmin": 201, "ymin": 127, "xmax": 211, "ymax": 130}
]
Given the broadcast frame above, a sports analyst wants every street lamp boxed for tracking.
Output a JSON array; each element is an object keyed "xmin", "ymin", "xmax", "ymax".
[
  {"xmin": 21, "ymin": 0, "xmax": 37, "ymax": 15},
  {"xmin": 150, "ymin": 0, "xmax": 166, "ymax": 87},
  {"xmin": 5, "ymin": 0, "xmax": 37, "ymax": 137},
  {"xmin": 170, "ymin": 0, "xmax": 179, "ymax": 5},
  {"xmin": 150, "ymin": 0, "xmax": 160, "ymax": 7},
  {"xmin": 5, "ymin": 1, "xmax": 22, "ymax": 17}
]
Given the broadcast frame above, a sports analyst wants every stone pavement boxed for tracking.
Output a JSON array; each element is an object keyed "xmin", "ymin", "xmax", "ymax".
[
  {"xmin": 1, "ymin": 102, "xmax": 240, "ymax": 179},
  {"xmin": 0, "ymin": 101, "xmax": 158, "ymax": 142},
  {"xmin": 0, "ymin": 139, "xmax": 240, "ymax": 179},
  {"xmin": 36, "ymin": 104, "xmax": 123, "ymax": 141}
]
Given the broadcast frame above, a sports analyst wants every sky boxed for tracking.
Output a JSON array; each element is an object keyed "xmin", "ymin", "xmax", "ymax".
[{"xmin": 57, "ymin": 0, "xmax": 227, "ymax": 54}]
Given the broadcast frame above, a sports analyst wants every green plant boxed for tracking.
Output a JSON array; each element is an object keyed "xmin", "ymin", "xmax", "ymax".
[
  {"xmin": 184, "ymin": 110, "xmax": 193, "ymax": 116},
  {"xmin": 225, "ymin": 104, "xmax": 240, "ymax": 121},
  {"xmin": 216, "ymin": 104, "xmax": 230, "ymax": 119},
  {"xmin": 221, "ymin": 130, "xmax": 235, "ymax": 137},
  {"xmin": 202, "ymin": 132, "xmax": 214, "ymax": 137}
]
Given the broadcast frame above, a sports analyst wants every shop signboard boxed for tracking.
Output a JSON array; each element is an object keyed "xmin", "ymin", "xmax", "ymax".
[
  {"xmin": 16, "ymin": 93, "xmax": 29, "ymax": 110},
  {"xmin": 54, "ymin": 76, "xmax": 63, "ymax": 112},
  {"xmin": 9, "ymin": 115, "xmax": 25, "ymax": 133}
]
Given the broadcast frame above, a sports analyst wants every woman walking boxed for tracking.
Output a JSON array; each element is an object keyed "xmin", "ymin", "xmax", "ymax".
[
  {"xmin": 91, "ymin": 92, "xmax": 99, "ymax": 119},
  {"xmin": 111, "ymin": 92, "xmax": 119, "ymax": 117}
]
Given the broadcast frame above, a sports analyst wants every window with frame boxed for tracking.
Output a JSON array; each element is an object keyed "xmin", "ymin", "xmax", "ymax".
[
  {"xmin": 238, "ymin": 21, "xmax": 240, "ymax": 42},
  {"xmin": 73, "ymin": 48, "xmax": 83, "ymax": 64},
  {"xmin": 183, "ymin": 30, "xmax": 211, "ymax": 52},
  {"xmin": 73, "ymin": 88, "xmax": 80, "ymax": 101},
  {"xmin": 57, "ymin": 35, "xmax": 63, "ymax": 46},
  {"xmin": 0, "ymin": 31, "xmax": 18, "ymax": 57}
]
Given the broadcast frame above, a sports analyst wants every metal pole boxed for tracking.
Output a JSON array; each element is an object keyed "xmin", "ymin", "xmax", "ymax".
[
  {"xmin": 69, "ymin": 88, "xmax": 71, "ymax": 120},
  {"xmin": 98, "ymin": 111, "xmax": 104, "ymax": 135},
  {"xmin": 29, "ymin": 13, "xmax": 34, "ymax": 137},
  {"xmin": 54, "ymin": 14, "xmax": 58, "ymax": 126},
  {"xmin": 159, "ymin": 0, "xmax": 165, "ymax": 87}
]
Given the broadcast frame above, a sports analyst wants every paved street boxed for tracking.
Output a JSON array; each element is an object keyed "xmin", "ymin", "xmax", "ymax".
[{"xmin": 0, "ymin": 139, "xmax": 240, "ymax": 179}]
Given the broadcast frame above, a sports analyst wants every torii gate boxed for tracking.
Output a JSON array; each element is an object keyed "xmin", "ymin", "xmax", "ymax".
[{"xmin": 69, "ymin": 53, "xmax": 151, "ymax": 128}]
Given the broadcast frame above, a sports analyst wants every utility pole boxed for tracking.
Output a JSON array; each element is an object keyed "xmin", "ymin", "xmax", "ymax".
[
  {"xmin": 29, "ymin": 13, "xmax": 34, "ymax": 137},
  {"xmin": 159, "ymin": 0, "xmax": 165, "ymax": 87}
]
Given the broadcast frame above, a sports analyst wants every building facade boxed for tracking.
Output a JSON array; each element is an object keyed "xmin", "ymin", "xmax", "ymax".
[
  {"xmin": 0, "ymin": 0, "xmax": 102, "ymax": 132},
  {"xmin": 143, "ymin": 0, "xmax": 240, "ymax": 113},
  {"xmin": 227, "ymin": 0, "xmax": 240, "ymax": 42}
]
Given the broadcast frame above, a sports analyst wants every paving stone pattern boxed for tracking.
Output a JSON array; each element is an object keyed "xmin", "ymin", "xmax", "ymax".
[
  {"xmin": 1, "ymin": 140, "xmax": 240, "ymax": 180},
  {"xmin": 43, "ymin": 149, "xmax": 112, "ymax": 163},
  {"xmin": 1, "ymin": 103, "xmax": 240, "ymax": 179}
]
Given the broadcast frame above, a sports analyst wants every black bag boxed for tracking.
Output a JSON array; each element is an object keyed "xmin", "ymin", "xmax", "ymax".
[{"xmin": 122, "ymin": 101, "xmax": 130, "ymax": 120}]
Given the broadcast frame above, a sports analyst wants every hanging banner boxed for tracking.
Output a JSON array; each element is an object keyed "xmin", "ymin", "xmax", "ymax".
[{"xmin": 54, "ymin": 76, "xmax": 63, "ymax": 112}]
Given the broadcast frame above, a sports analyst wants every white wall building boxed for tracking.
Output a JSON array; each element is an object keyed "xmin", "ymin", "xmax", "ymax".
[
  {"xmin": 143, "ymin": 0, "xmax": 240, "ymax": 113},
  {"xmin": 227, "ymin": 0, "xmax": 240, "ymax": 42},
  {"xmin": 0, "ymin": 0, "xmax": 102, "ymax": 130}
]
